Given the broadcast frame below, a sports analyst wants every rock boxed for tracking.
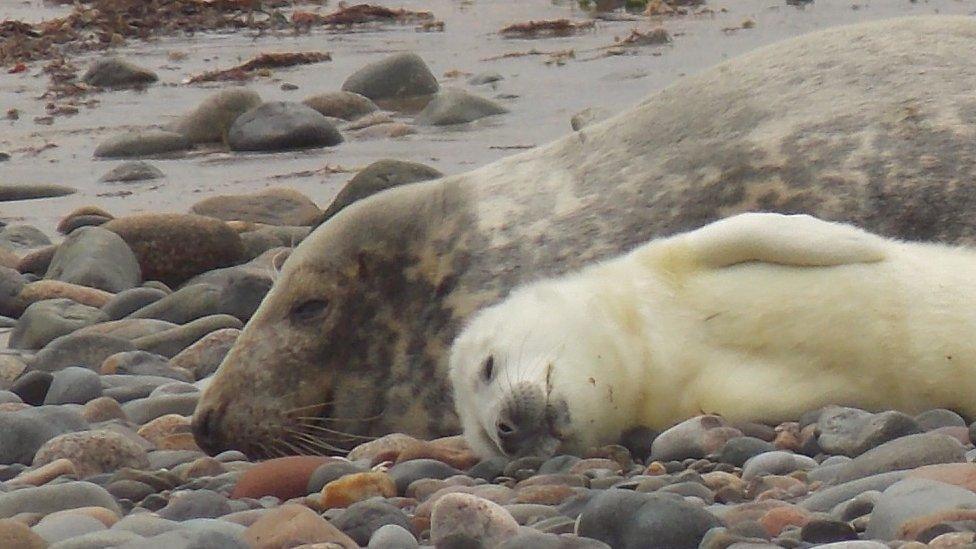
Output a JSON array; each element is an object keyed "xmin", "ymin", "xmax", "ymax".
[
  {"xmin": 31, "ymin": 333, "xmax": 136, "ymax": 372},
  {"xmin": 416, "ymin": 88, "xmax": 507, "ymax": 126},
  {"xmin": 0, "ymin": 481, "xmax": 121, "ymax": 518},
  {"xmin": 650, "ymin": 415, "xmax": 743, "ymax": 462},
  {"xmin": 0, "ymin": 518, "xmax": 47, "ymax": 549},
  {"xmin": 127, "ymin": 284, "xmax": 229, "ymax": 324},
  {"xmin": 16, "ymin": 246, "xmax": 57, "ymax": 275},
  {"xmin": 742, "ymin": 451, "xmax": 818, "ymax": 480},
  {"xmin": 83, "ymin": 397, "xmax": 126, "ymax": 423},
  {"xmin": 82, "ymin": 57, "xmax": 157, "ymax": 88},
  {"xmin": 0, "ymin": 246, "xmax": 18, "ymax": 269},
  {"xmin": 136, "ymin": 414, "xmax": 192, "ymax": 449},
  {"xmin": 99, "ymin": 161, "xmax": 165, "ymax": 183},
  {"xmin": 244, "ymin": 504, "xmax": 357, "ymax": 549},
  {"xmin": 227, "ymin": 102, "xmax": 342, "ymax": 152},
  {"xmin": 500, "ymin": 531, "xmax": 611, "ymax": 548},
  {"xmin": 578, "ymin": 489, "xmax": 722, "ymax": 549},
  {"xmin": 10, "ymin": 298, "xmax": 108, "ymax": 350},
  {"xmin": 11, "ymin": 458, "xmax": 78, "ymax": 487},
  {"xmin": 147, "ymin": 449, "xmax": 205, "ymax": 470},
  {"xmin": 303, "ymin": 91, "xmax": 379, "ymax": 121},
  {"xmin": 101, "ymin": 287, "xmax": 167, "ymax": 320},
  {"xmin": 0, "ymin": 355, "xmax": 29, "ymax": 387},
  {"xmin": 231, "ymin": 456, "xmax": 336, "ymax": 500},
  {"xmin": 469, "ymin": 71, "xmax": 503, "ymax": 85},
  {"xmin": 388, "ymin": 459, "xmax": 463, "ymax": 494},
  {"xmin": 10, "ymin": 371, "xmax": 53, "ymax": 406},
  {"xmin": 759, "ymin": 504, "xmax": 812, "ymax": 537},
  {"xmin": 817, "ymin": 406, "xmax": 922, "ymax": 457},
  {"xmin": 100, "ymin": 350, "xmax": 177, "ymax": 376},
  {"xmin": 122, "ymin": 393, "xmax": 199, "ymax": 424},
  {"xmin": 368, "ymin": 524, "xmax": 418, "ymax": 549},
  {"xmin": 820, "ymin": 433, "xmax": 965, "ymax": 484},
  {"xmin": 719, "ymin": 437, "xmax": 776, "ymax": 467},
  {"xmin": 239, "ymin": 229, "xmax": 303, "ymax": 260},
  {"xmin": 866, "ymin": 478, "xmax": 976, "ymax": 540},
  {"xmin": 102, "ymin": 214, "xmax": 245, "ymax": 288},
  {"xmin": 799, "ymin": 471, "xmax": 908, "ymax": 512},
  {"xmin": 0, "ymin": 184, "xmax": 76, "ymax": 202},
  {"xmin": 172, "ymin": 89, "xmax": 263, "ymax": 144},
  {"xmin": 93, "ymin": 130, "xmax": 190, "ymax": 159},
  {"xmin": 45, "ymin": 226, "xmax": 141, "ymax": 293},
  {"xmin": 53, "ymin": 530, "xmax": 145, "ymax": 548},
  {"xmin": 800, "ymin": 518, "xmax": 858, "ymax": 544},
  {"xmin": 430, "ymin": 492, "xmax": 518, "ymax": 547},
  {"xmin": 916, "ymin": 409, "xmax": 967, "ymax": 431},
  {"xmin": 157, "ymin": 489, "xmax": 231, "ymax": 521},
  {"xmin": 321, "ymin": 471, "xmax": 397, "ymax": 509},
  {"xmin": 190, "ymin": 188, "xmax": 322, "ymax": 226},
  {"xmin": 43, "ymin": 366, "xmax": 102, "ymax": 405},
  {"xmin": 56, "ymin": 206, "xmax": 114, "ymax": 235},
  {"xmin": 170, "ymin": 328, "xmax": 239, "ymax": 380},
  {"xmin": 570, "ymin": 106, "xmax": 611, "ymax": 131},
  {"xmin": 132, "ymin": 314, "xmax": 243, "ymax": 357},
  {"xmin": 332, "ymin": 499, "xmax": 414, "ymax": 546},
  {"xmin": 319, "ymin": 159, "xmax": 442, "ymax": 224},
  {"xmin": 33, "ymin": 429, "xmax": 150, "ymax": 478},
  {"xmin": 0, "ymin": 225, "xmax": 50, "ymax": 250},
  {"xmin": 341, "ymin": 52, "xmax": 439, "ymax": 104},
  {"xmin": 33, "ymin": 512, "xmax": 106, "ymax": 544},
  {"xmin": 0, "ymin": 267, "xmax": 26, "ymax": 316},
  {"xmin": 117, "ymin": 528, "xmax": 244, "ymax": 549},
  {"xmin": 17, "ymin": 280, "xmax": 113, "ymax": 311},
  {"xmin": 349, "ymin": 121, "xmax": 416, "ymax": 140},
  {"xmin": 111, "ymin": 513, "xmax": 180, "ymax": 536}
]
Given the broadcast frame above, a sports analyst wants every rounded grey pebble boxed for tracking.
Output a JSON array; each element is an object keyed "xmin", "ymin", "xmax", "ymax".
[
  {"xmin": 538, "ymin": 455, "xmax": 582, "ymax": 475},
  {"xmin": 102, "ymin": 287, "xmax": 168, "ymax": 320},
  {"xmin": 388, "ymin": 459, "xmax": 463, "ymax": 494},
  {"xmin": 742, "ymin": 451, "xmax": 817, "ymax": 481},
  {"xmin": 214, "ymin": 450, "xmax": 247, "ymax": 463},
  {"xmin": 0, "ymin": 390, "xmax": 22, "ymax": 404},
  {"xmin": 122, "ymin": 393, "xmax": 198, "ymax": 424},
  {"xmin": 369, "ymin": 523, "xmax": 419, "ymax": 549},
  {"xmin": 0, "ymin": 480, "xmax": 120, "ymax": 518},
  {"xmin": 47, "ymin": 529, "xmax": 145, "ymax": 549},
  {"xmin": 157, "ymin": 489, "xmax": 232, "ymax": 521},
  {"xmin": 44, "ymin": 366, "xmax": 103, "ymax": 405},
  {"xmin": 467, "ymin": 457, "xmax": 508, "ymax": 481},
  {"xmin": 800, "ymin": 518, "xmax": 857, "ymax": 544},
  {"xmin": 333, "ymin": 498, "xmax": 415, "ymax": 546},
  {"xmin": 10, "ymin": 298, "xmax": 108, "ymax": 350},
  {"xmin": 111, "ymin": 513, "xmax": 181, "ymax": 536},
  {"xmin": 341, "ymin": 52, "xmax": 439, "ymax": 102},
  {"xmin": 32, "ymin": 513, "xmax": 106, "ymax": 544},
  {"xmin": 10, "ymin": 370, "xmax": 52, "ymax": 405},
  {"xmin": 228, "ymin": 102, "xmax": 342, "ymax": 152},
  {"xmin": 0, "ymin": 404, "xmax": 89, "ymax": 464},
  {"xmin": 307, "ymin": 460, "xmax": 368, "ymax": 493},
  {"xmin": 719, "ymin": 437, "xmax": 775, "ymax": 467},
  {"xmin": 117, "ymin": 528, "xmax": 248, "ymax": 549},
  {"xmin": 107, "ymin": 479, "xmax": 157, "ymax": 502},
  {"xmin": 100, "ymin": 160, "xmax": 165, "ymax": 183},
  {"xmin": 578, "ymin": 489, "xmax": 722, "ymax": 549},
  {"xmin": 498, "ymin": 530, "xmax": 611, "ymax": 549},
  {"xmin": 45, "ymin": 226, "xmax": 141, "ymax": 293}
]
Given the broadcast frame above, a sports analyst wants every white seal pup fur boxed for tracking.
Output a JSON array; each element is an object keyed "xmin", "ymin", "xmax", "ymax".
[{"xmin": 450, "ymin": 213, "xmax": 976, "ymax": 458}]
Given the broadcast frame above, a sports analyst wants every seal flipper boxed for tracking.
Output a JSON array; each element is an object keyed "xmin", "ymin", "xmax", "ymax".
[{"xmin": 685, "ymin": 213, "xmax": 887, "ymax": 269}]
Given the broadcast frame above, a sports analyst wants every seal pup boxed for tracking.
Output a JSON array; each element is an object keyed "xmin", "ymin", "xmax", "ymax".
[
  {"xmin": 193, "ymin": 16, "xmax": 976, "ymax": 458},
  {"xmin": 450, "ymin": 213, "xmax": 976, "ymax": 458}
]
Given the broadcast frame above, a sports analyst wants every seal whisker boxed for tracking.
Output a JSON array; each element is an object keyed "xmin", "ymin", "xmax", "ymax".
[
  {"xmin": 291, "ymin": 413, "xmax": 385, "ymax": 424},
  {"xmin": 286, "ymin": 429, "xmax": 351, "ymax": 454},
  {"xmin": 295, "ymin": 422, "xmax": 376, "ymax": 441},
  {"xmin": 283, "ymin": 400, "xmax": 337, "ymax": 416}
]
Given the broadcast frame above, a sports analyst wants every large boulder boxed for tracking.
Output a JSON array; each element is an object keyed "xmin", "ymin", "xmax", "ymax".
[
  {"xmin": 227, "ymin": 102, "xmax": 342, "ymax": 152},
  {"xmin": 45, "ymin": 226, "xmax": 141, "ymax": 293},
  {"xmin": 341, "ymin": 53, "xmax": 439, "ymax": 104}
]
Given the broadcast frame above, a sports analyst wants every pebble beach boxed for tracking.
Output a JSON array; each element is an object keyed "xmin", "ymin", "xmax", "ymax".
[{"xmin": 5, "ymin": 1, "xmax": 976, "ymax": 548}]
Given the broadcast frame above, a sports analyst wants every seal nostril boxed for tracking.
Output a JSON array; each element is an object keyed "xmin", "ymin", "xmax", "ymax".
[
  {"xmin": 497, "ymin": 421, "xmax": 516, "ymax": 437},
  {"xmin": 192, "ymin": 407, "xmax": 223, "ymax": 455}
]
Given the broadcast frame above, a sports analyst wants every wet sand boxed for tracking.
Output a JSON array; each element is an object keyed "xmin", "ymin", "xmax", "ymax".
[{"xmin": 2, "ymin": 0, "xmax": 975, "ymax": 234}]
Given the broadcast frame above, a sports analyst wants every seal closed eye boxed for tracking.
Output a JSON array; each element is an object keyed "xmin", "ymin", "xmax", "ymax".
[{"xmin": 450, "ymin": 213, "xmax": 976, "ymax": 458}]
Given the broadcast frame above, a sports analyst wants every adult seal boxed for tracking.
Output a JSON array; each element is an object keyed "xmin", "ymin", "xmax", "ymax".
[
  {"xmin": 450, "ymin": 213, "xmax": 976, "ymax": 458},
  {"xmin": 193, "ymin": 16, "xmax": 976, "ymax": 458}
]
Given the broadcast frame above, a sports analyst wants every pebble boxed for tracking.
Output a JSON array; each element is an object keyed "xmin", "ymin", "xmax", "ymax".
[
  {"xmin": 44, "ymin": 226, "xmax": 140, "ymax": 293},
  {"xmin": 0, "ymin": 405, "xmax": 89, "ymax": 464},
  {"xmin": 231, "ymin": 455, "xmax": 336, "ymax": 500},
  {"xmin": 817, "ymin": 406, "xmax": 922, "ymax": 457},
  {"xmin": 99, "ymin": 160, "xmax": 165, "ymax": 183},
  {"xmin": 331, "ymin": 499, "xmax": 414, "ymax": 546},
  {"xmin": 0, "ymin": 183, "xmax": 76, "ymax": 202},
  {"xmin": 31, "ymin": 333, "xmax": 136, "ymax": 372},
  {"xmin": 0, "ymin": 518, "xmax": 47, "ymax": 549},
  {"xmin": 171, "ymin": 89, "xmax": 263, "ymax": 144},
  {"xmin": 9, "ymin": 457, "xmax": 77, "ymax": 486},
  {"xmin": 416, "ymin": 88, "xmax": 508, "ymax": 125},
  {"xmin": 10, "ymin": 298, "xmax": 108, "ymax": 350},
  {"xmin": 33, "ymin": 429, "xmax": 150, "ymax": 478},
  {"xmin": 82, "ymin": 57, "xmax": 157, "ymax": 88},
  {"xmin": 190, "ymin": 187, "xmax": 323, "ymax": 226},
  {"xmin": 93, "ymin": 129, "xmax": 190, "ymax": 159},
  {"xmin": 132, "ymin": 314, "xmax": 243, "ymax": 358},
  {"xmin": 227, "ymin": 101, "xmax": 343, "ymax": 152},
  {"xmin": 0, "ymin": 481, "xmax": 121, "ymax": 518},
  {"xmin": 303, "ymin": 91, "xmax": 379, "ymax": 121},
  {"xmin": 101, "ymin": 287, "xmax": 167, "ymax": 320},
  {"xmin": 320, "ymin": 472, "xmax": 397, "ymax": 509},
  {"xmin": 367, "ymin": 523, "xmax": 419, "ymax": 548},
  {"xmin": 319, "ymin": 159, "xmax": 442, "ymax": 224},
  {"xmin": 388, "ymin": 459, "xmax": 463, "ymax": 494},
  {"xmin": 651, "ymin": 415, "xmax": 743, "ymax": 462},
  {"xmin": 0, "ymin": 225, "xmax": 51, "ymax": 250},
  {"xmin": 341, "ymin": 52, "xmax": 439, "ymax": 103},
  {"xmin": 169, "ymin": 328, "xmax": 239, "ymax": 380},
  {"xmin": 32, "ymin": 512, "xmax": 106, "ymax": 544},
  {"xmin": 306, "ymin": 460, "xmax": 368, "ymax": 494},
  {"xmin": 742, "ymin": 451, "xmax": 818, "ymax": 480},
  {"xmin": 102, "ymin": 213, "xmax": 245, "ymax": 288},
  {"xmin": 10, "ymin": 370, "xmax": 54, "ymax": 406},
  {"xmin": 243, "ymin": 504, "xmax": 357, "ymax": 548},
  {"xmin": 720, "ymin": 436, "xmax": 776, "ymax": 467},
  {"xmin": 430, "ymin": 492, "xmax": 519, "ymax": 548},
  {"xmin": 121, "ymin": 393, "xmax": 199, "ymax": 424},
  {"xmin": 43, "ymin": 366, "xmax": 103, "ymax": 405},
  {"xmin": 577, "ymin": 489, "xmax": 722, "ymax": 549},
  {"xmin": 52, "ymin": 529, "xmax": 145, "ymax": 548},
  {"xmin": 17, "ymin": 280, "xmax": 113, "ymax": 311},
  {"xmin": 818, "ymin": 433, "xmax": 966, "ymax": 484},
  {"xmin": 157, "ymin": 489, "xmax": 231, "ymax": 521}
]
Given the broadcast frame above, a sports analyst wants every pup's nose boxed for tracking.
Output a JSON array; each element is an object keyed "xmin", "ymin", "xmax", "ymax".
[
  {"xmin": 191, "ymin": 405, "xmax": 227, "ymax": 456},
  {"xmin": 496, "ymin": 382, "xmax": 546, "ymax": 455}
]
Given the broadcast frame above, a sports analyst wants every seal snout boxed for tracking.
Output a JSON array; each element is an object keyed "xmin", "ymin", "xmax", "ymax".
[
  {"xmin": 496, "ymin": 382, "xmax": 550, "ymax": 456},
  {"xmin": 192, "ymin": 404, "xmax": 228, "ymax": 456}
]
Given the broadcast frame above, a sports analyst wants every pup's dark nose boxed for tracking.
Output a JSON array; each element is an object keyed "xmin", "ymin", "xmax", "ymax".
[{"xmin": 496, "ymin": 382, "xmax": 546, "ymax": 456}]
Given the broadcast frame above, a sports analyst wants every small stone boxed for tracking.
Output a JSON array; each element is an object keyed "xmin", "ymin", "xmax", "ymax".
[
  {"xmin": 469, "ymin": 71, "xmax": 503, "ymax": 85},
  {"xmin": 32, "ymin": 512, "xmax": 106, "ymax": 544},
  {"xmin": 720, "ymin": 437, "xmax": 776, "ymax": 467},
  {"xmin": 10, "ymin": 370, "xmax": 53, "ymax": 406},
  {"xmin": 111, "ymin": 513, "xmax": 180, "ymax": 536},
  {"xmin": 0, "ymin": 481, "xmax": 121, "ymax": 518},
  {"xmin": 416, "ymin": 88, "xmax": 507, "ymax": 126},
  {"xmin": 137, "ymin": 414, "xmax": 192, "ymax": 448},
  {"xmin": 307, "ymin": 460, "xmax": 368, "ymax": 494},
  {"xmin": 231, "ymin": 455, "xmax": 337, "ymax": 500},
  {"xmin": 228, "ymin": 102, "xmax": 343, "ymax": 152},
  {"xmin": 821, "ymin": 433, "xmax": 965, "ymax": 484},
  {"xmin": 318, "ymin": 159, "xmax": 442, "ymax": 225},
  {"xmin": 332, "ymin": 499, "xmax": 414, "ymax": 546},
  {"xmin": 347, "ymin": 433, "xmax": 423, "ymax": 465},
  {"xmin": 817, "ymin": 406, "xmax": 922, "ymax": 457},
  {"xmin": 43, "ymin": 366, "xmax": 103, "ymax": 405},
  {"xmin": 0, "ymin": 518, "xmax": 46, "ymax": 548},
  {"xmin": 341, "ymin": 52, "xmax": 439, "ymax": 103},
  {"xmin": 388, "ymin": 459, "xmax": 464, "ymax": 494},
  {"xmin": 132, "ymin": 314, "xmax": 242, "ymax": 358},
  {"xmin": 157, "ymin": 489, "xmax": 231, "ymax": 521},
  {"xmin": 56, "ymin": 530, "xmax": 145, "ymax": 548},
  {"xmin": 742, "ymin": 451, "xmax": 817, "ymax": 480},
  {"xmin": 430, "ymin": 492, "xmax": 519, "ymax": 548},
  {"xmin": 800, "ymin": 518, "xmax": 857, "ymax": 543},
  {"xmin": 103, "ymin": 213, "xmax": 245, "ymax": 288},
  {"xmin": 33, "ymin": 429, "xmax": 150, "ymax": 478},
  {"xmin": 578, "ymin": 489, "xmax": 722, "ymax": 549},
  {"xmin": 107, "ymin": 479, "xmax": 156, "ymax": 502},
  {"xmin": 93, "ymin": 130, "xmax": 190, "ymax": 159},
  {"xmin": 916, "ymin": 409, "xmax": 967, "ymax": 431},
  {"xmin": 368, "ymin": 523, "xmax": 418, "ymax": 549},
  {"xmin": 244, "ymin": 503, "xmax": 357, "ymax": 548},
  {"xmin": 100, "ymin": 161, "xmax": 165, "ymax": 183},
  {"xmin": 172, "ymin": 89, "xmax": 263, "ymax": 144},
  {"xmin": 303, "ymin": 91, "xmax": 379, "ymax": 121},
  {"xmin": 45, "ymin": 226, "xmax": 140, "ymax": 293},
  {"xmin": 10, "ymin": 298, "xmax": 108, "ymax": 350},
  {"xmin": 650, "ymin": 415, "xmax": 742, "ymax": 462},
  {"xmin": 82, "ymin": 57, "xmax": 157, "ymax": 88},
  {"xmin": 866, "ymin": 478, "xmax": 976, "ymax": 541},
  {"xmin": 0, "ymin": 405, "xmax": 89, "ymax": 464},
  {"xmin": 100, "ymin": 350, "xmax": 188, "ymax": 381},
  {"xmin": 321, "ymin": 472, "xmax": 397, "ymax": 509},
  {"xmin": 101, "ymin": 287, "xmax": 167, "ymax": 320},
  {"xmin": 17, "ymin": 280, "xmax": 113, "ymax": 312},
  {"xmin": 10, "ymin": 458, "xmax": 77, "ymax": 486},
  {"xmin": 31, "ymin": 333, "xmax": 136, "ymax": 372},
  {"xmin": 169, "ymin": 328, "xmax": 239, "ymax": 380},
  {"xmin": 0, "ymin": 184, "xmax": 76, "ymax": 204},
  {"xmin": 191, "ymin": 187, "xmax": 323, "ymax": 226},
  {"xmin": 0, "ymin": 225, "xmax": 51, "ymax": 250},
  {"xmin": 121, "ymin": 393, "xmax": 199, "ymax": 424},
  {"xmin": 759, "ymin": 504, "xmax": 812, "ymax": 537}
]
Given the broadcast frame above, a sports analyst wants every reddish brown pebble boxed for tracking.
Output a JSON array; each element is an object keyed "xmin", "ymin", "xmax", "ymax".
[
  {"xmin": 909, "ymin": 463, "xmax": 976, "ymax": 492},
  {"xmin": 569, "ymin": 458, "xmax": 622, "ymax": 475},
  {"xmin": 82, "ymin": 396, "xmax": 126, "ymax": 423},
  {"xmin": 231, "ymin": 455, "xmax": 337, "ymax": 500},
  {"xmin": 512, "ymin": 484, "xmax": 575, "ymax": 505},
  {"xmin": 0, "ymin": 518, "xmax": 47, "ymax": 549},
  {"xmin": 759, "ymin": 504, "xmax": 812, "ymax": 537},
  {"xmin": 10, "ymin": 458, "xmax": 77, "ymax": 486},
  {"xmin": 243, "ymin": 504, "xmax": 357, "ymax": 549},
  {"xmin": 320, "ymin": 472, "xmax": 397, "ymax": 509},
  {"xmin": 347, "ymin": 433, "xmax": 422, "ymax": 466},
  {"xmin": 773, "ymin": 422, "xmax": 803, "ymax": 452}
]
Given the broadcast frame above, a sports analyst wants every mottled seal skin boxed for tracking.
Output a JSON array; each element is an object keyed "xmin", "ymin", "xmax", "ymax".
[
  {"xmin": 450, "ymin": 213, "xmax": 976, "ymax": 458},
  {"xmin": 193, "ymin": 16, "xmax": 976, "ymax": 458}
]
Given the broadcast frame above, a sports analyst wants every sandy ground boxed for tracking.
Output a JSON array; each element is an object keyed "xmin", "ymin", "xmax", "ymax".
[{"xmin": 2, "ymin": 0, "xmax": 975, "ymax": 235}]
